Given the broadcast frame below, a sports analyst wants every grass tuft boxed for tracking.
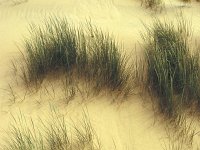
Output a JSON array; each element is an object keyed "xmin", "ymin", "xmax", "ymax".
[
  {"xmin": 142, "ymin": 18, "xmax": 200, "ymax": 116},
  {"xmin": 22, "ymin": 18, "xmax": 78, "ymax": 84},
  {"xmin": 20, "ymin": 17, "xmax": 130, "ymax": 95},
  {"xmin": 82, "ymin": 26, "xmax": 129, "ymax": 91}
]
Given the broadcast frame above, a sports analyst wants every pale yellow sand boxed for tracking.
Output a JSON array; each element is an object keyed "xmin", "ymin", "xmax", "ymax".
[{"xmin": 0, "ymin": 0, "xmax": 200, "ymax": 149}]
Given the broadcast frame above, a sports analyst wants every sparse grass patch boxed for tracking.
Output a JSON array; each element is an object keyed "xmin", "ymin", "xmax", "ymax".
[
  {"xmin": 163, "ymin": 114, "xmax": 196, "ymax": 150},
  {"xmin": 142, "ymin": 18, "xmax": 200, "ymax": 116},
  {"xmin": 2, "ymin": 109, "xmax": 101, "ymax": 150}
]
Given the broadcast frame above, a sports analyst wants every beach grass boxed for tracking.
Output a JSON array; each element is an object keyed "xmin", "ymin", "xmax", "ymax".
[
  {"xmin": 142, "ymin": 18, "xmax": 200, "ymax": 116},
  {"xmin": 2, "ymin": 109, "xmax": 101, "ymax": 150},
  {"xmin": 82, "ymin": 25, "xmax": 130, "ymax": 92},
  {"xmin": 20, "ymin": 17, "xmax": 130, "ymax": 95},
  {"xmin": 22, "ymin": 18, "xmax": 78, "ymax": 84}
]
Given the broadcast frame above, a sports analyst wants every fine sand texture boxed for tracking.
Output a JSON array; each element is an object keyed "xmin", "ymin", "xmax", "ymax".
[{"xmin": 0, "ymin": 0, "xmax": 200, "ymax": 149}]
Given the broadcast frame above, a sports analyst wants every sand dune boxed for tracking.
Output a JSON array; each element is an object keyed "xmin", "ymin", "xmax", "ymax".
[{"xmin": 0, "ymin": 0, "xmax": 200, "ymax": 149}]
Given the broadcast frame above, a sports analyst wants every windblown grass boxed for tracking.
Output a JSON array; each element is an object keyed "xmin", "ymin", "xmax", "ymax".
[
  {"xmin": 2, "ymin": 109, "xmax": 101, "ymax": 150},
  {"xmin": 82, "ymin": 26, "xmax": 129, "ymax": 91},
  {"xmin": 142, "ymin": 18, "xmax": 200, "ymax": 116},
  {"xmin": 22, "ymin": 18, "xmax": 79, "ymax": 84},
  {"xmin": 21, "ymin": 17, "xmax": 130, "ymax": 95}
]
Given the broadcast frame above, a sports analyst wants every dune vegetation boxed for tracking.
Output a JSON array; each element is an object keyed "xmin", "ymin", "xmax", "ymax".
[
  {"xmin": 142, "ymin": 17, "xmax": 200, "ymax": 116},
  {"xmin": 18, "ymin": 15, "xmax": 200, "ymax": 116},
  {"xmin": 20, "ymin": 17, "xmax": 130, "ymax": 96},
  {"xmin": 2, "ymin": 109, "xmax": 101, "ymax": 150}
]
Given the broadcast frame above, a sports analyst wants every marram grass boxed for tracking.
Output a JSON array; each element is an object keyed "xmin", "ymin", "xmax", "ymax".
[
  {"xmin": 82, "ymin": 26, "xmax": 129, "ymax": 91},
  {"xmin": 2, "ymin": 110, "xmax": 101, "ymax": 150},
  {"xmin": 142, "ymin": 18, "xmax": 200, "ymax": 116},
  {"xmin": 21, "ymin": 17, "xmax": 130, "ymax": 94},
  {"xmin": 22, "ymin": 18, "xmax": 78, "ymax": 84}
]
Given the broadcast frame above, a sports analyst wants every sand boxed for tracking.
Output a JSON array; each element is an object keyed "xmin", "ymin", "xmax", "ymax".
[{"xmin": 0, "ymin": 0, "xmax": 200, "ymax": 149}]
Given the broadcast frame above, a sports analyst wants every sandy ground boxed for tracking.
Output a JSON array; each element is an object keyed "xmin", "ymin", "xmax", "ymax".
[{"xmin": 0, "ymin": 0, "xmax": 200, "ymax": 149}]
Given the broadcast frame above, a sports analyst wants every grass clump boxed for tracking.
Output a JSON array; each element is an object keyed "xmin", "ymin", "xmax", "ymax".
[
  {"xmin": 2, "ymin": 110, "xmax": 101, "ymax": 150},
  {"xmin": 21, "ymin": 17, "xmax": 130, "ymax": 95},
  {"xmin": 142, "ymin": 18, "xmax": 200, "ymax": 116},
  {"xmin": 22, "ymin": 18, "xmax": 79, "ymax": 84},
  {"xmin": 82, "ymin": 26, "xmax": 129, "ymax": 91}
]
